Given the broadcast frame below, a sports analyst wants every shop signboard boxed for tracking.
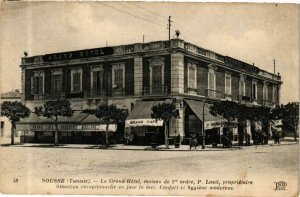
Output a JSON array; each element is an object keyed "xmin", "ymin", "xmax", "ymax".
[
  {"xmin": 16, "ymin": 123, "xmax": 117, "ymax": 132},
  {"xmin": 125, "ymin": 119, "xmax": 164, "ymax": 127},
  {"xmin": 204, "ymin": 121, "xmax": 225, "ymax": 130}
]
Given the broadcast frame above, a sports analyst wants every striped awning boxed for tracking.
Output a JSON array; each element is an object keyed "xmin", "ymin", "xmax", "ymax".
[
  {"xmin": 184, "ymin": 99, "xmax": 226, "ymax": 130},
  {"xmin": 16, "ymin": 111, "xmax": 117, "ymax": 132},
  {"xmin": 125, "ymin": 99, "xmax": 172, "ymax": 127}
]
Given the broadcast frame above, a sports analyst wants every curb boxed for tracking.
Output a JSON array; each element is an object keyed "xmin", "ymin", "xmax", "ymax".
[{"xmin": 1, "ymin": 142, "xmax": 297, "ymax": 151}]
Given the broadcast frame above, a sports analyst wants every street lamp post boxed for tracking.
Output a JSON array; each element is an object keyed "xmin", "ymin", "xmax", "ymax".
[{"xmin": 202, "ymin": 101, "xmax": 206, "ymax": 149}]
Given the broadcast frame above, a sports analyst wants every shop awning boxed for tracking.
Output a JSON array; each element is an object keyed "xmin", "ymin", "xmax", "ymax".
[
  {"xmin": 184, "ymin": 99, "xmax": 226, "ymax": 130},
  {"xmin": 16, "ymin": 111, "xmax": 117, "ymax": 132},
  {"xmin": 125, "ymin": 99, "xmax": 172, "ymax": 127}
]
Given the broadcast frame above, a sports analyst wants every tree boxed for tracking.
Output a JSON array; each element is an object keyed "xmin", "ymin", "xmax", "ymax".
[
  {"xmin": 209, "ymin": 101, "xmax": 240, "ymax": 147},
  {"xmin": 35, "ymin": 99, "xmax": 73, "ymax": 145},
  {"xmin": 83, "ymin": 104, "xmax": 128, "ymax": 147},
  {"xmin": 209, "ymin": 101, "xmax": 239, "ymax": 122},
  {"xmin": 1, "ymin": 101, "xmax": 30, "ymax": 145},
  {"xmin": 209, "ymin": 101, "xmax": 272, "ymax": 145},
  {"xmin": 272, "ymin": 102, "xmax": 299, "ymax": 141},
  {"xmin": 250, "ymin": 106, "xmax": 272, "ymax": 144},
  {"xmin": 151, "ymin": 102, "xmax": 179, "ymax": 148}
]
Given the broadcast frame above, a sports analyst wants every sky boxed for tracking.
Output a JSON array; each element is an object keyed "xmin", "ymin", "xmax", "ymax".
[{"xmin": 0, "ymin": 2, "xmax": 299, "ymax": 104}]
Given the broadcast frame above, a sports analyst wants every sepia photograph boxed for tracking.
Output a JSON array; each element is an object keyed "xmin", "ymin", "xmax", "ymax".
[{"xmin": 0, "ymin": 1, "xmax": 299, "ymax": 196}]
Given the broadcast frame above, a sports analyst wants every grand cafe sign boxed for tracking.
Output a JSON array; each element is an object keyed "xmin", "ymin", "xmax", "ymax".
[
  {"xmin": 42, "ymin": 47, "xmax": 114, "ymax": 62},
  {"xmin": 125, "ymin": 119, "xmax": 164, "ymax": 127}
]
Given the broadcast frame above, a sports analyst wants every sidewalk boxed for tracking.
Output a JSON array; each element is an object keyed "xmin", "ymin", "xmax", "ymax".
[{"xmin": 1, "ymin": 137, "xmax": 298, "ymax": 151}]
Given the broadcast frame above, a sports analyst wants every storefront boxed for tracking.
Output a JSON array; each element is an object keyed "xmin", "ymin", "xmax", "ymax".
[
  {"xmin": 184, "ymin": 99, "xmax": 237, "ymax": 145},
  {"xmin": 16, "ymin": 111, "xmax": 118, "ymax": 144},
  {"xmin": 125, "ymin": 99, "xmax": 172, "ymax": 145}
]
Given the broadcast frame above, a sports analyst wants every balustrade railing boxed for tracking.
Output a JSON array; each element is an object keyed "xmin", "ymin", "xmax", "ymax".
[
  {"xmin": 143, "ymin": 85, "xmax": 168, "ymax": 96},
  {"xmin": 84, "ymin": 90, "xmax": 107, "ymax": 98},
  {"xmin": 205, "ymin": 89, "xmax": 223, "ymax": 99}
]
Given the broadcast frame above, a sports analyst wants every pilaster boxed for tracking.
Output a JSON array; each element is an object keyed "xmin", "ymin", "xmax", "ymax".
[
  {"xmin": 171, "ymin": 52, "xmax": 184, "ymax": 94},
  {"xmin": 134, "ymin": 57, "xmax": 143, "ymax": 96}
]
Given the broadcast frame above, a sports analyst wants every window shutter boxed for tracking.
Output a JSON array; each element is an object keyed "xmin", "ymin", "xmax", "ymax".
[
  {"xmin": 51, "ymin": 75, "xmax": 54, "ymax": 93},
  {"xmin": 92, "ymin": 71, "xmax": 98, "ymax": 90},
  {"xmin": 73, "ymin": 72, "xmax": 81, "ymax": 92},
  {"xmin": 59, "ymin": 75, "xmax": 62, "ymax": 92},
  {"xmin": 31, "ymin": 76, "xmax": 35, "ymax": 94},
  {"xmin": 209, "ymin": 73, "xmax": 215, "ymax": 90},
  {"xmin": 38, "ymin": 76, "xmax": 43, "ymax": 94}
]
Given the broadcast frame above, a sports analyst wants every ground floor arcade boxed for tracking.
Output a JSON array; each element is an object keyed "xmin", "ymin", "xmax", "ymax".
[{"xmin": 16, "ymin": 97, "xmax": 274, "ymax": 145}]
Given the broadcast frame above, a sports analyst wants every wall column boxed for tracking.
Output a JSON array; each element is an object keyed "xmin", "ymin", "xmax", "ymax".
[
  {"xmin": 278, "ymin": 84, "xmax": 281, "ymax": 105},
  {"xmin": 21, "ymin": 68, "xmax": 25, "ymax": 102},
  {"xmin": 134, "ymin": 57, "xmax": 143, "ymax": 96},
  {"xmin": 171, "ymin": 52, "xmax": 184, "ymax": 94}
]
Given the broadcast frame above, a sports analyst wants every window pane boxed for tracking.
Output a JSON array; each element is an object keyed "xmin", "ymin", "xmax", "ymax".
[
  {"xmin": 225, "ymin": 76, "xmax": 231, "ymax": 94},
  {"xmin": 53, "ymin": 75, "xmax": 62, "ymax": 92},
  {"xmin": 189, "ymin": 67, "xmax": 196, "ymax": 89},
  {"xmin": 92, "ymin": 71, "xmax": 103, "ymax": 91},
  {"xmin": 252, "ymin": 84, "xmax": 256, "ymax": 99},
  {"xmin": 73, "ymin": 72, "xmax": 81, "ymax": 92},
  {"xmin": 239, "ymin": 80, "xmax": 245, "ymax": 96},
  {"xmin": 209, "ymin": 73, "xmax": 215, "ymax": 90},
  {"xmin": 152, "ymin": 65, "xmax": 162, "ymax": 87},
  {"xmin": 114, "ymin": 69, "xmax": 123, "ymax": 88}
]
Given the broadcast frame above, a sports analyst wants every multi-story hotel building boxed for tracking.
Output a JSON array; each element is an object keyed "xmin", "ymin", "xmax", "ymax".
[{"xmin": 17, "ymin": 38, "xmax": 282, "ymax": 145}]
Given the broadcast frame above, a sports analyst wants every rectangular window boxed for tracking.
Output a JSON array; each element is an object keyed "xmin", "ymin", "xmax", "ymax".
[
  {"xmin": 112, "ymin": 63, "xmax": 125, "ymax": 96},
  {"xmin": 188, "ymin": 63, "xmax": 197, "ymax": 89},
  {"xmin": 208, "ymin": 72, "xmax": 215, "ymax": 90},
  {"xmin": 90, "ymin": 66, "xmax": 104, "ymax": 96},
  {"xmin": 71, "ymin": 68, "xmax": 82, "ymax": 93},
  {"xmin": 239, "ymin": 79, "xmax": 245, "ymax": 96},
  {"xmin": 225, "ymin": 73, "xmax": 231, "ymax": 96},
  {"xmin": 207, "ymin": 69, "xmax": 216, "ymax": 98},
  {"xmin": 263, "ymin": 84, "xmax": 268, "ymax": 101},
  {"xmin": 152, "ymin": 65, "xmax": 162, "ymax": 88},
  {"xmin": 31, "ymin": 72, "xmax": 44, "ymax": 95},
  {"xmin": 92, "ymin": 71, "xmax": 103, "ymax": 91},
  {"xmin": 51, "ymin": 70, "xmax": 63, "ymax": 93},
  {"xmin": 252, "ymin": 81, "xmax": 257, "ymax": 100},
  {"xmin": 114, "ymin": 68, "xmax": 123, "ymax": 88},
  {"xmin": 73, "ymin": 73, "xmax": 81, "ymax": 92},
  {"xmin": 273, "ymin": 86, "xmax": 278, "ymax": 104}
]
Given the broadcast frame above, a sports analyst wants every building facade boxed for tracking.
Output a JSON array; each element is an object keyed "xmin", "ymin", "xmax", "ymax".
[{"xmin": 18, "ymin": 39, "xmax": 282, "ymax": 145}]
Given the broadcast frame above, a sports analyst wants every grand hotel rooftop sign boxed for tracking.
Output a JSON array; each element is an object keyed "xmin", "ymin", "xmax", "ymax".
[{"xmin": 42, "ymin": 47, "xmax": 114, "ymax": 62}]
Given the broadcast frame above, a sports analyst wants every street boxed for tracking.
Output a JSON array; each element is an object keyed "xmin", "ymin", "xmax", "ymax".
[{"xmin": 0, "ymin": 140, "xmax": 298, "ymax": 196}]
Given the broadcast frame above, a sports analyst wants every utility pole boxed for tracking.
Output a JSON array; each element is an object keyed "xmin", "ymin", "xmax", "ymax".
[
  {"xmin": 273, "ymin": 59, "xmax": 276, "ymax": 74},
  {"xmin": 167, "ymin": 16, "xmax": 172, "ymax": 40}
]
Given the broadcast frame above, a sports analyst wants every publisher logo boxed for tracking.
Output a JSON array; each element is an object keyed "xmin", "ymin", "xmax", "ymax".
[{"xmin": 274, "ymin": 181, "xmax": 287, "ymax": 191}]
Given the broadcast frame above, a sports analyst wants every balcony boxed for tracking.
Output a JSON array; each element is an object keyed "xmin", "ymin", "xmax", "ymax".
[
  {"xmin": 143, "ymin": 85, "xmax": 168, "ymax": 96},
  {"xmin": 44, "ymin": 92, "xmax": 66, "ymax": 100},
  {"xmin": 32, "ymin": 92, "xmax": 66, "ymax": 100},
  {"xmin": 84, "ymin": 90, "xmax": 106, "ymax": 99},
  {"xmin": 238, "ymin": 95, "xmax": 251, "ymax": 103},
  {"xmin": 33, "ymin": 94, "xmax": 44, "ymax": 100},
  {"xmin": 263, "ymin": 100, "xmax": 273, "ymax": 107},
  {"xmin": 224, "ymin": 94, "xmax": 232, "ymax": 100},
  {"xmin": 205, "ymin": 89, "xmax": 223, "ymax": 99},
  {"xmin": 112, "ymin": 88, "xmax": 125, "ymax": 97}
]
